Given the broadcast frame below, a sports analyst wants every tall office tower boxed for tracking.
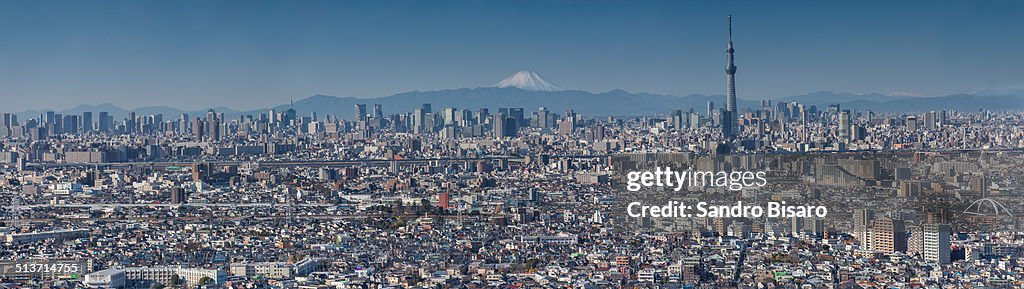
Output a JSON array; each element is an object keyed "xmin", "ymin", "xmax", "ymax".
[
  {"xmin": 923, "ymin": 223, "xmax": 951, "ymax": 264},
  {"xmin": 372, "ymin": 104, "xmax": 383, "ymax": 119},
  {"xmin": 153, "ymin": 114, "xmax": 163, "ymax": 133},
  {"xmin": 52, "ymin": 113, "xmax": 65, "ymax": 135},
  {"xmin": 45, "ymin": 111, "xmax": 56, "ymax": 125},
  {"xmin": 851, "ymin": 124, "xmax": 866, "ymax": 141},
  {"xmin": 477, "ymin": 108, "xmax": 490, "ymax": 124},
  {"xmin": 104, "ymin": 114, "xmax": 114, "ymax": 132},
  {"xmin": 707, "ymin": 100, "xmax": 714, "ymax": 117},
  {"xmin": 671, "ymin": 110, "xmax": 683, "ymax": 129},
  {"xmin": 268, "ymin": 109, "xmax": 276, "ymax": 126},
  {"xmin": 591, "ymin": 124, "xmax": 607, "ymax": 141},
  {"xmin": 284, "ymin": 101, "xmax": 297, "ymax": 126},
  {"xmin": 724, "ymin": 15, "xmax": 738, "ymax": 138},
  {"xmin": 2, "ymin": 113, "xmax": 13, "ymax": 128},
  {"xmin": 924, "ymin": 111, "xmax": 937, "ymax": 130},
  {"xmin": 510, "ymin": 108, "xmax": 525, "ymax": 127},
  {"xmin": 97, "ymin": 112, "xmax": 108, "ymax": 131},
  {"xmin": 558, "ymin": 110, "xmax": 576, "ymax": 136},
  {"xmin": 63, "ymin": 115, "xmax": 78, "ymax": 134},
  {"xmin": 537, "ymin": 107, "xmax": 551, "ymax": 128},
  {"xmin": 906, "ymin": 115, "xmax": 918, "ymax": 131},
  {"xmin": 421, "ymin": 103, "xmax": 432, "ymax": 114},
  {"xmin": 128, "ymin": 111, "xmax": 137, "ymax": 134},
  {"xmin": 871, "ymin": 217, "xmax": 907, "ymax": 253},
  {"xmin": 493, "ymin": 113, "xmax": 506, "ymax": 138},
  {"xmin": 180, "ymin": 113, "xmax": 190, "ymax": 133},
  {"xmin": 441, "ymin": 107, "xmax": 457, "ymax": 126},
  {"xmin": 689, "ymin": 113, "xmax": 701, "ymax": 129},
  {"xmin": 29, "ymin": 126, "xmax": 47, "ymax": 141},
  {"xmin": 459, "ymin": 109, "xmax": 473, "ymax": 127},
  {"xmin": 494, "ymin": 113, "xmax": 516, "ymax": 139},
  {"xmin": 82, "ymin": 112, "xmax": 93, "ymax": 132},
  {"xmin": 192, "ymin": 117, "xmax": 204, "ymax": 138},
  {"xmin": 838, "ymin": 110, "xmax": 851, "ymax": 140},
  {"xmin": 354, "ymin": 104, "xmax": 367, "ymax": 121},
  {"xmin": 413, "ymin": 109, "xmax": 426, "ymax": 133},
  {"xmin": 853, "ymin": 209, "xmax": 875, "ymax": 248},
  {"xmin": 206, "ymin": 110, "xmax": 219, "ymax": 141},
  {"xmin": 827, "ymin": 104, "xmax": 840, "ymax": 114}
]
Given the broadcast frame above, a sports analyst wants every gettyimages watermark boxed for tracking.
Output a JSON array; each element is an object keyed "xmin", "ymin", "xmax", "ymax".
[
  {"xmin": 608, "ymin": 151, "xmax": 1022, "ymax": 234},
  {"xmin": 623, "ymin": 166, "xmax": 827, "ymax": 218}
]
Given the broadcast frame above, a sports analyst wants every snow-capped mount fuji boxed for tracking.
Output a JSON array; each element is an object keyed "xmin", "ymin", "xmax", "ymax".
[{"xmin": 493, "ymin": 70, "xmax": 563, "ymax": 91}]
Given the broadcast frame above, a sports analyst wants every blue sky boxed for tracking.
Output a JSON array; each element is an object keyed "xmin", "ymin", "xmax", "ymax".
[{"xmin": 0, "ymin": 0, "xmax": 1021, "ymax": 110}]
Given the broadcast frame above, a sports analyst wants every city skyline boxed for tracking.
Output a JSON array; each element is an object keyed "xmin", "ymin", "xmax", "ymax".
[
  {"xmin": 3, "ymin": 2, "xmax": 1024, "ymax": 288},
  {"xmin": 1, "ymin": 1, "xmax": 1023, "ymax": 111}
]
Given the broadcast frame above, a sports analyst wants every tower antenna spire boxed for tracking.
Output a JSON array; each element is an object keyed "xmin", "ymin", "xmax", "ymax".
[
  {"xmin": 728, "ymin": 15, "xmax": 733, "ymax": 43},
  {"xmin": 724, "ymin": 14, "xmax": 737, "ymax": 139}
]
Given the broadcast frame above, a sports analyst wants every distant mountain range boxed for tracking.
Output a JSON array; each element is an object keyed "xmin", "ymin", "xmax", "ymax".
[
  {"xmin": 13, "ymin": 71, "xmax": 1024, "ymax": 119},
  {"xmin": 272, "ymin": 89, "xmax": 1024, "ymax": 119}
]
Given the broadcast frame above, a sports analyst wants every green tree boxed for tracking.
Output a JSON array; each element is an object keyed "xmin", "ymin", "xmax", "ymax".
[
  {"xmin": 169, "ymin": 274, "xmax": 182, "ymax": 286},
  {"xmin": 199, "ymin": 276, "xmax": 213, "ymax": 285},
  {"xmin": 420, "ymin": 198, "xmax": 432, "ymax": 212}
]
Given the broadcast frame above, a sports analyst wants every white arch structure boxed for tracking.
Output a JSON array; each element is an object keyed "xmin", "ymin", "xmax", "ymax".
[{"xmin": 963, "ymin": 198, "xmax": 1014, "ymax": 217}]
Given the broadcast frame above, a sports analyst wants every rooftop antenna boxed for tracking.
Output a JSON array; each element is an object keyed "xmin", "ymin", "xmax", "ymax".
[{"xmin": 728, "ymin": 15, "xmax": 733, "ymax": 43}]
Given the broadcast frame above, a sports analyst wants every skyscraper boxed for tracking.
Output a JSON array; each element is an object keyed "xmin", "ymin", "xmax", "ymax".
[
  {"xmin": 923, "ymin": 223, "xmax": 951, "ymax": 264},
  {"xmin": 284, "ymin": 100, "xmax": 297, "ymax": 126},
  {"xmin": 871, "ymin": 217, "xmax": 907, "ymax": 253},
  {"xmin": 207, "ymin": 109, "xmax": 220, "ymax": 141},
  {"xmin": 854, "ymin": 209, "xmax": 874, "ymax": 248},
  {"xmin": 924, "ymin": 111, "xmax": 937, "ymax": 130},
  {"xmin": 536, "ymin": 107, "xmax": 551, "ymax": 128},
  {"xmin": 493, "ymin": 113, "xmax": 506, "ymax": 139},
  {"xmin": 354, "ymin": 104, "xmax": 367, "ymax": 121},
  {"xmin": 724, "ymin": 15, "xmax": 738, "ymax": 138},
  {"xmin": 98, "ymin": 112, "xmax": 110, "ymax": 131},
  {"xmin": 192, "ymin": 117, "xmax": 204, "ymax": 139},
  {"xmin": 838, "ymin": 110, "xmax": 851, "ymax": 141},
  {"xmin": 372, "ymin": 104, "xmax": 383, "ymax": 119},
  {"xmin": 494, "ymin": 113, "xmax": 516, "ymax": 139},
  {"xmin": 45, "ymin": 111, "xmax": 56, "ymax": 126},
  {"xmin": 128, "ymin": 112, "xmax": 136, "ymax": 134},
  {"xmin": 510, "ymin": 108, "xmax": 525, "ymax": 127},
  {"xmin": 82, "ymin": 112, "xmax": 93, "ymax": 132},
  {"xmin": 3, "ymin": 113, "xmax": 15, "ymax": 128},
  {"xmin": 180, "ymin": 113, "xmax": 190, "ymax": 133}
]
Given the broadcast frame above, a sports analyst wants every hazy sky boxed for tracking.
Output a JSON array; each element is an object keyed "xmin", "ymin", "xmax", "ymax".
[{"xmin": 1, "ymin": 0, "xmax": 1021, "ymax": 111}]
